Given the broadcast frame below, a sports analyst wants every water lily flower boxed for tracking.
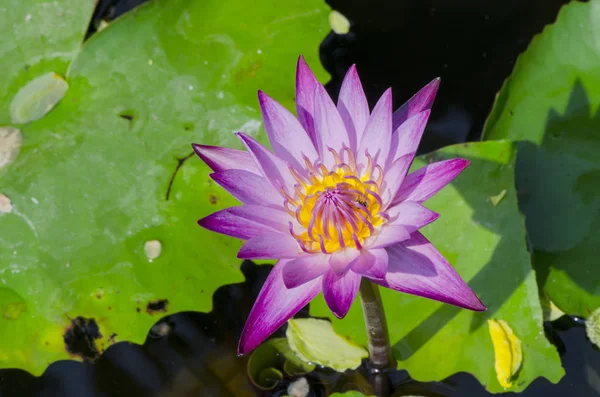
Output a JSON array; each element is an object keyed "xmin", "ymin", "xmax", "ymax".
[{"xmin": 193, "ymin": 56, "xmax": 486, "ymax": 355}]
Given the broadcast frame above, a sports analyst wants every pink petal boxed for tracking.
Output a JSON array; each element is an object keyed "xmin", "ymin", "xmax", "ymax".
[
  {"xmin": 392, "ymin": 78, "xmax": 440, "ymax": 131},
  {"xmin": 192, "ymin": 143, "xmax": 260, "ymax": 174},
  {"xmin": 198, "ymin": 205, "xmax": 289, "ymax": 240},
  {"xmin": 238, "ymin": 259, "xmax": 322, "ymax": 355},
  {"xmin": 238, "ymin": 232, "xmax": 301, "ymax": 259},
  {"xmin": 236, "ymin": 133, "xmax": 296, "ymax": 195},
  {"xmin": 357, "ymin": 88, "xmax": 392, "ymax": 169},
  {"xmin": 258, "ymin": 91, "xmax": 318, "ymax": 172},
  {"xmin": 322, "ymin": 270, "xmax": 362, "ymax": 318},
  {"xmin": 381, "ymin": 153, "xmax": 413, "ymax": 208},
  {"xmin": 329, "ymin": 249, "xmax": 361, "ymax": 274},
  {"xmin": 389, "ymin": 110, "xmax": 431, "ymax": 164},
  {"xmin": 282, "ymin": 253, "xmax": 330, "ymax": 288},
  {"xmin": 350, "ymin": 248, "xmax": 388, "ymax": 280},
  {"xmin": 314, "ymin": 84, "xmax": 352, "ymax": 168},
  {"xmin": 296, "ymin": 55, "xmax": 320, "ymax": 144},
  {"xmin": 211, "ymin": 170, "xmax": 282, "ymax": 208},
  {"xmin": 337, "ymin": 64, "xmax": 369, "ymax": 148},
  {"xmin": 393, "ymin": 159, "xmax": 470, "ymax": 205},
  {"xmin": 374, "ymin": 232, "xmax": 485, "ymax": 311}
]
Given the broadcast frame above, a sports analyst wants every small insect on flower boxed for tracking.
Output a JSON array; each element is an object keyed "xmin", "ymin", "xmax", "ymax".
[{"xmin": 193, "ymin": 56, "xmax": 486, "ymax": 355}]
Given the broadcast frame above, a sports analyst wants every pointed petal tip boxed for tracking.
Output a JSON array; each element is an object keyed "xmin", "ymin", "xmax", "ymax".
[
  {"xmin": 471, "ymin": 297, "xmax": 487, "ymax": 312},
  {"xmin": 235, "ymin": 131, "xmax": 248, "ymax": 141},
  {"xmin": 453, "ymin": 158, "xmax": 471, "ymax": 171},
  {"xmin": 191, "ymin": 143, "xmax": 205, "ymax": 157},
  {"xmin": 331, "ymin": 309, "xmax": 346, "ymax": 319},
  {"xmin": 237, "ymin": 336, "xmax": 251, "ymax": 356},
  {"xmin": 257, "ymin": 89, "xmax": 268, "ymax": 102}
]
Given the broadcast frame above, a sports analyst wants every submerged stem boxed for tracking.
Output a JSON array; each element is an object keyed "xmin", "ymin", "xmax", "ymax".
[{"xmin": 358, "ymin": 278, "xmax": 395, "ymax": 371}]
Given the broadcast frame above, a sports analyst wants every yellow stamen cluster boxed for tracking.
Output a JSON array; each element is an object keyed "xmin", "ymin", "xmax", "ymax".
[{"xmin": 285, "ymin": 148, "xmax": 386, "ymax": 254}]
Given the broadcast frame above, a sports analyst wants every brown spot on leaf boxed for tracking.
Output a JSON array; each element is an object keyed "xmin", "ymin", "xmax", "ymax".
[
  {"xmin": 63, "ymin": 316, "xmax": 102, "ymax": 361},
  {"xmin": 209, "ymin": 194, "xmax": 218, "ymax": 204},
  {"xmin": 108, "ymin": 333, "xmax": 117, "ymax": 344},
  {"xmin": 146, "ymin": 299, "xmax": 168, "ymax": 315}
]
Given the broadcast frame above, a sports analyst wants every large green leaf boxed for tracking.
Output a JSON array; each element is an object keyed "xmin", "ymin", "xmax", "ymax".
[
  {"xmin": 311, "ymin": 141, "xmax": 564, "ymax": 393},
  {"xmin": 0, "ymin": 0, "xmax": 95, "ymax": 124},
  {"xmin": 482, "ymin": 0, "xmax": 600, "ymax": 317},
  {"xmin": 0, "ymin": 0, "xmax": 329, "ymax": 375}
]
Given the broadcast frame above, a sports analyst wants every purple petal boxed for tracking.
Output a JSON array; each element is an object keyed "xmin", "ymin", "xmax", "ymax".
[
  {"xmin": 322, "ymin": 270, "xmax": 362, "ymax": 318},
  {"xmin": 192, "ymin": 143, "xmax": 259, "ymax": 174},
  {"xmin": 366, "ymin": 202, "xmax": 438, "ymax": 248},
  {"xmin": 393, "ymin": 159, "xmax": 470, "ymax": 205},
  {"xmin": 237, "ymin": 133, "xmax": 296, "ymax": 194},
  {"xmin": 357, "ymin": 88, "xmax": 392, "ymax": 168},
  {"xmin": 282, "ymin": 253, "xmax": 330, "ymax": 288},
  {"xmin": 373, "ymin": 232, "xmax": 485, "ymax": 311},
  {"xmin": 296, "ymin": 55, "xmax": 320, "ymax": 144},
  {"xmin": 314, "ymin": 84, "xmax": 352, "ymax": 168},
  {"xmin": 329, "ymin": 249, "xmax": 361, "ymax": 274},
  {"xmin": 211, "ymin": 170, "xmax": 282, "ymax": 208},
  {"xmin": 381, "ymin": 154, "xmax": 413, "ymax": 208},
  {"xmin": 392, "ymin": 78, "xmax": 440, "ymax": 131},
  {"xmin": 198, "ymin": 205, "xmax": 289, "ymax": 240},
  {"xmin": 238, "ymin": 232, "xmax": 301, "ymax": 259},
  {"xmin": 385, "ymin": 201, "xmax": 439, "ymax": 230},
  {"xmin": 389, "ymin": 110, "xmax": 431, "ymax": 164},
  {"xmin": 350, "ymin": 248, "xmax": 388, "ymax": 280},
  {"xmin": 238, "ymin": 259, "xmax": 322, "ymax": 355},
  {"xmin": 366, "ymin": 225, "xmax": 411, "ymax": 249},
  {"xmin": 258, "ymin": 90, "xmax": 318, "ymax": 172},
  {"xmin": 337, "ymin": 65, "xmax": 369, "ymax": 148}
]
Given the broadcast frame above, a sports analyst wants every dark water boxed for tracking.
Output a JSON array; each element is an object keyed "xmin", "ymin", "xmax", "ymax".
[{"xmin": 2, "ymin": 0, "xmax": 599, "ymax": 396}]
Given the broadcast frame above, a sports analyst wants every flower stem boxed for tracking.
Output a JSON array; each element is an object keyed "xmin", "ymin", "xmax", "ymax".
[{"xmin": 358, "ymin": 278, "xmax": 395, "ymax": 371}]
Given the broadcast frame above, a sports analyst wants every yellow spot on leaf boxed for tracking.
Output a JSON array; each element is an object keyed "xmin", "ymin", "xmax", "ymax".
[
  {"xmin": 144, "ymin": 240, "xmax": 162, "ymax": 261},
  {"xmin": 488, "ymin": 319, "xmax": 522, "ymax": 388},
  {"xmin": 329, "ymin": 10, "xmax": 350, "ymax": 34},
  {"xmin": 10, "ymin": 72, "xmax": 68, "ymax": 124},
  {"xmin": 3, "ymin": 302, "xmax": 25, "ymax": 320},
  {"xmin": 489, "ymin": 189, "xmax": 507, "ymax": 207}
]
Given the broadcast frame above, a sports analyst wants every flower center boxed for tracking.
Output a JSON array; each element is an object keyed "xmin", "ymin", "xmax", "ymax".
[{"xmin": 285, "ymin": 148, "xmax": 386, "ymax": 254}]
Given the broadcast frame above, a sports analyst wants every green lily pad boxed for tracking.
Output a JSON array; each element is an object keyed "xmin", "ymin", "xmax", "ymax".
[
  {"xmin": 311, "ymin": 141, "xmax": 564, "ymax": 393},
  {"xmin": 286, "ymin": 318, "xmax": 368, "ymax": 372},
  {"xmin": 247, "ymin": 337, "xmax": 315, "ymax": 390},
  {"xmin": 0, "ymin": 0, "xmax": 95, "ymax": 124},
  {"xmin": 482, "ymin": 0, "xmax": 600, "ymax": 317},
  {"xmin": 0, "ymin": 0, "xmax": 329, "ymax": 375}
]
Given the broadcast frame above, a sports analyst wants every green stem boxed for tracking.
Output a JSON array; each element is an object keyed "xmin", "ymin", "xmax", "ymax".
[{"xmin": 358, "ymin": 278, "xmax": 395, "ymax": 371}]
